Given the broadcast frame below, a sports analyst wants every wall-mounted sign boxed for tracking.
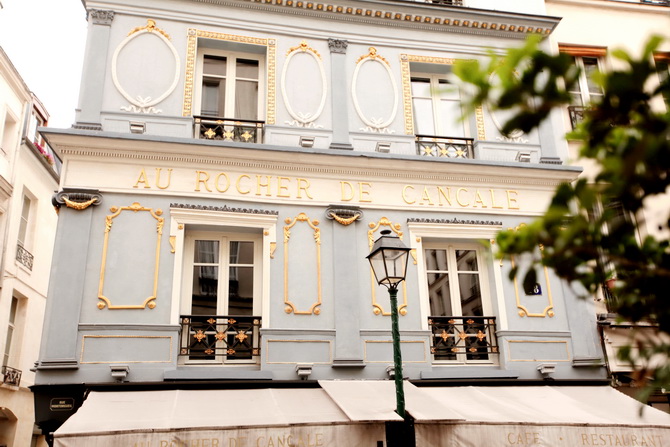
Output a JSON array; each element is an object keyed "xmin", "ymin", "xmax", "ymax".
[{"xmin": 50, "ymin": 398, "xmax": 75, "ymax": 411}]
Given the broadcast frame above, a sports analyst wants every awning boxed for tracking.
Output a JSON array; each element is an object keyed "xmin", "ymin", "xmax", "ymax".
[{"xmin": 54, "ymin": 383, "xmax": 670, "ymax": 447}]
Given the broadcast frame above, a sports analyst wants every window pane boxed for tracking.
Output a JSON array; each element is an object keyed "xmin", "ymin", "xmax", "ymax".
[
  {"xmin": 455, "ymin": 250, "xmax": 478, "ymax": 271},
  {"xmin": 411, "ymin": 78, "xmax": 432, "ymax": 97},
  {"xmin": 203, "ymin": 55, "xmax": 227, "ymax": 76},
  {"xmin": 583, "ymin": 57, "xmax": 601, "ymax": 96},
  {"xmin": 201, "ymin": 78, "xmax": 226, "ymax": 117},
  {"xmin": 18, "ymin": 196, "xmax": 30, "ymax": 246},
  {"xmin": 230, "ymin": 241, "xmax": 254, "ymax": 264},
  {"xmin": 194, "ymin": 240, "xmax": 219, "ymax": 264},
  {"xmin": 413, "ymin": 98, "xmax": 435, "ymax": 135},
  {"xmin": 426, "ymin": 249, "xmax": 452, "ymax": 316},
  {"xmin": 236, "ymin": 59, "xmax": 259, "ymax": 80},
  {"xmin": 191, "ymin": 266, "xmax": 218, "ymax": 315},
  {"xmin": 234, "ymin": 80, "xmax": 258, "ymax": 120},
  {"xmin": 229, "ymin": 266, "xmax": 253, "ymax": 316},
  {"xmin": 438, "ymin": 99, "xmax": 464, "ymax": 137},
  {"xmin": 458, "ymin": 273, "xmax": 483, "ymax": 316}
]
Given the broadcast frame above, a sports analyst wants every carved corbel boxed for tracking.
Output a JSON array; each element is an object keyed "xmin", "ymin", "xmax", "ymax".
[
  {"xmin": 53, "ymin": 189, "xmax": 103, "ymax": 213},
  {"xmin": 326, "ymin": 206, "xmax": 362, "ymax": 226}
]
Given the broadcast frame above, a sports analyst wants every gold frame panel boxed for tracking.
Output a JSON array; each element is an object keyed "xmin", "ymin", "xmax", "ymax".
[
  {"xmin": 182, "ymin": 29, "xmax": 276, "ymax": 124},
  {"xmin": 98, "ymin": 202, "xmax": 164, "ymax": 310},
  {"xmin": 80, "ymin": 335, "xmax": 173, "ymax": 363},
  {"xmin": 368, "ymin": 217, "xmax": 408, "ymax": 316},
  {"xmin": 400, "ymin": 54, "xmax": 485, "ymax": 139},
  {"xmin": 506, "ymin": 340, "xmax": 570, "ymax": 362},
  {"xmin": 512, "ymin": 245, "xmax": 555, "ymax": 318},
  {"xmin": 284, "ymin": 213, "xmax": 322, "ymax": 315}
]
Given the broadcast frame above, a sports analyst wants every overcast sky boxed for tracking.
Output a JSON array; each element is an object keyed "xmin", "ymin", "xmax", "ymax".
[{"xmin": 0, "ymin": 0, "xmax": 88, "ymax": 128}]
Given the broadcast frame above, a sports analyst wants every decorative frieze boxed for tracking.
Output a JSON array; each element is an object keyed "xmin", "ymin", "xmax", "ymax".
[
  {"xmin": 328, "ymin": 39, "xmax": 348, "ymax": 54},
  {"xmin": 88, "ymin": 9, "xmax": 115, "ymax": 25}
]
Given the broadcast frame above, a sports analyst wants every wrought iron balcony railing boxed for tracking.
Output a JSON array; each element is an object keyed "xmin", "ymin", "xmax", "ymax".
[
  {"xmin": 428, "ymin": 316, "xmax": 498, "ymax": 362},
  {"xmin": 2, "ymin": 365, "xmax": 22, "ymax": 386},
  {"xmin": 423, "ymin": 0, "xmax": 463, "ymax": 4},
  {"xmin": 567, "ymin": 105, "xmax": 588, "ymax": 130},
  {"xmin": 16, "ymin": 244, "xmax": 34, "ymax": 271},
  {"xmin": 179, "ymin": 315, "xmax": 261, "ymax": 362},
  {"xmin": 194, "ymin": 116, "xmax": 264, "ymax": 144},
  {"xmin": 416, "ymin": 135, "xmax": 474, "ymax": 159}
]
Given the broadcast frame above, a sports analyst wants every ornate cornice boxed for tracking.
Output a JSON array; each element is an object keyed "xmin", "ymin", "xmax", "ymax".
[
  {"xmin": 407, "ymin": 217, "xmax": 503, "ymax": 226},
  {"xmin": 170, "ymin": 203, "xmax": 279, "ymax": 215}
]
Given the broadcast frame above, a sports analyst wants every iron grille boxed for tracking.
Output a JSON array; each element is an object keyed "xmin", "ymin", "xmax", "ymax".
[
  {"xmin": 194, "ymin": 116, "xmax": 264, "ymax": 144},
  {"xmin": 16, "ymin": 244, "xmax": 34, "ymax": 271},
  {"xmin": 179, "ymin": 315, "xmax": 261, "ymax": 362},
  {"xmin": 567, "ymin": 105, "xmax": 588, "ymax": 130},
  {"xmin": 428, "ymin": 0, "xmax": 464, "ymax": 4},
  {"xmin": 429, "ymin": 316, "xmax": 498, "ymax": 361},
  {"xmin": 2, "ymin": 365, "xmax": 21, "ymax": 386},
  {"xmin": 416, "ymin": 135, "xmax": 474, "ymax": 159}
]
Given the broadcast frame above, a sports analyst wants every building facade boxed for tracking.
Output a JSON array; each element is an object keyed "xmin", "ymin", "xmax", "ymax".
[
  {"xmin": 0, "ymin": 47, "xmax": 60, "ymax": 447},
  {"xmin": 33, "ymin": 0, "xmax": 669, "ymax": 445}
]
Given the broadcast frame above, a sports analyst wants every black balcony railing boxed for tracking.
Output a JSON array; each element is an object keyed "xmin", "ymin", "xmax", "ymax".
[
  {"xmin": 16, "ymin": 244, "xmax": 34, "ymax": 271},
  {"xmin": 416, "ymin": 135, "xmax": 474, "ymax": 159},
  {"xmin": 568, "ymin": 105, "xmax": 588, "ymax": 130},
  {"xmin": 179, "ymin": 315, "xmax": 261, "ymax": 362},
  {"xmin": 2, "ymin": 365, "xmax": 22, "ymax": 386},
  {"xmin": 194, "ymin": 116, "xmax": 264, "ymax": 144},
  {"xmin": 426, "ymin": 0, "xmax": 463, "ymax": 5},
  {"xmin": 429, "ymin": 316, "xmax": 498, "ymax": 361}
]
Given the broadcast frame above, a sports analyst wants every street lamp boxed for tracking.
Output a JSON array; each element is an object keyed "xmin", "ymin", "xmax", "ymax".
[{"xmin": 366, "ymin": 229, "xmax": 411, "ymax": 418}]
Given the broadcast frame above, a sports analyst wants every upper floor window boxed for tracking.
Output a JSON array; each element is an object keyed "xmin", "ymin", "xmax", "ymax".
[
  {"xmin": 16, "ymin": 193, "xmax": 34, "ymax": 271},
  {"xmin": 2, "ymin": 296, "xmax": 19, "ymax": 369},
  {"xmin": 194, "ymin": 48, "xmax": 266, "ymax": 143},
  {"xmin": 559, "ymin": 45, "xmax": 607, "ymax": 130},
  {"xmin": 654, "ymin": 53, "xmax": 669, "ymax": 108}
]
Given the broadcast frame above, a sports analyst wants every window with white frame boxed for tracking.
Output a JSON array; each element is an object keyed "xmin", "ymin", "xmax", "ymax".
[
  {"xmin": 16, "ymin": 193, "xmax": 34, "ymax": 271},
  {"xmin": 2, "ymin": 296, "xmax": 19, "ymax": 369},
  {"xmin": 181, "ymin": 231, "xmax": 261, "ymax": 364},
  {"xmin": 559, "ymin": 46, "xmax": 606, "ymax": 130},
  {"xmin": 171, "ymin": 206, "xmax": 276, "ymax": 366},
  {"xmin": 411, "ymin": 72, "xmax": 465, "ymax": 138},
  {"xmin": 654, "ymin": 54, "xmax": 669, "ymax": 108},
  {"xmin": 424, "ymin": 243, "xmax": 498, "ymax": 363},
  {"xmin": 197, "ymin": 50, "xmax": 264, "ymax": 121}
]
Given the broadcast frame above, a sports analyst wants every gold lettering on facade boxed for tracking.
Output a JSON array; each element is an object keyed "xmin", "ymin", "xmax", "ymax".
[
  {"xmin": 341, "ymin": 181, "xmax": 354, "ymax": 201},
  {"xmin": 507, "ymin": 190, "xmax": 520, "ymax": 210},
  {"xmin": 215, "ymin": 173, "xmax": 230, "ymax": 193},
  {"xmin": 236, "ymin": 175, "xmax": 251, "ymax": 194},
  {"xmin": 359, "ymin": 182, "xmax": 372, "ymax": 203},
  {"xmin": 155, "ymin": 168, "xmax": 173, "ymax": 190},
  {"xmin": 134, "ymin": 168, "xmax": 151, "ymax": 189},
  {"xmin": 277, "ymin": 176, "xmax": 291, "ymax": 198},
  {"xmin": 456, "ymin": 187, "xmax": 470, "ymax": 207},
  {"xmin": 256, "ymin": 175, "xmax": 272, "ymax": 197},
  {"xmin": 490, "ymin": 188, "xmax": 504, "ymax": 209},
  {"xmin": 297, "ymin": 178, "xmax": 313, "ymax": 199},
  {"xmin": 420, "ymin": 187, "xmax": 434, "ymax": 205},
  {"xmin": 437, "ymin": 186, "xmax": 452, "ymax": 206},
  {"xmin": 473, "ymin": 189, "xmax": 487, "ymax": 208},
  {"xmin": 402, "ymin": 185, "xmax": 415, "ymax": 204},
  {"xmin": 195, "ymin": 171, "xmax": 212, "ymax": 192}
]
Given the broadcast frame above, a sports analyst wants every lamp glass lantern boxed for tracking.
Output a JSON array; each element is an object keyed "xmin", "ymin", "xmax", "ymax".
[{"xmin": 366, "ymin": 230, "xmax": 410, "ymax": 290}]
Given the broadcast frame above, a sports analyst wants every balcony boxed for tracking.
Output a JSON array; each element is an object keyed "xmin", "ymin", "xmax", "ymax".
[
  {"xmin": 194, "ymin": 116, "xmax": 264, "ymax": 144},
  {"xmin": 16, "ymin": 244, "xmax": 33, "ymax": 271},
  {"xmin": 179, "ymin": 315, "xmax": 261, "ymax": 363},
  {"xmin": 567, "ymin": 105, "xmax": 589, "ymax": 130},
  {"xmin": 2, "ymin": 365, "xmax": 21, "ymax": 386},
  {"xmin": 429, "ymin": 316, "xmax": 499, "ymax": 362},
  {"xmin": 416, "ymin": 135, "xmax": 474, "ymax": 159}
]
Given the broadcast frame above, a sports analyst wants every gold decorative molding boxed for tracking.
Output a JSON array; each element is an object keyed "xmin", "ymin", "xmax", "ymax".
[
  {"xmin": 410, "ymin": 249, "xmax": 417, "ymax": 265},
  {"xmin": 270, "ymin": 242, "xmax": 277, "ymax": 259},
  {"xmin": 128, "ymin": 19, "xmax": 171, "ymax": 40},
  {"xmin": 98, "ymin": 202, "xmax": 164, "ymax": 310},
  {"xmin": 63, "ymin": 196, "xmax": 99, "ymax": 211},
  {"xmin": 356, "ymin": 47, "xmax": 389, "ymax": 66},
  {"xmin": 400, "ymin": 54, "xmax": 483, "ymax": 138},
  {"xmin": 182, "ymin": 29, "xmax": 276, "ymax": 124},
  {"xmin": 326, "ymin": 207, "xmax": 362, "ymax": 226},
  {"xmin": 286, "ymin": 40, "xmax": 322, "ymax": 59},
  {"xmin": 169, "ymin": 236, "xmax": 176, "ymax": 253},
  {"xmin": 509, "ymin": 235, "xmax": 555, "ymax": 317},
  {"xmin": 284, "ymin": 213, "xmax": 322, "ymax": 315},
  {"xmin": 368, "ymin": 217, "xmax": 408, "ymax": 316}
]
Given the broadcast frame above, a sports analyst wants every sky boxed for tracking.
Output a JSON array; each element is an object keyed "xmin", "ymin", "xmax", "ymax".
[{"xmin": 0, "ymin": 0, "xmax": 88, "ymax": 128}]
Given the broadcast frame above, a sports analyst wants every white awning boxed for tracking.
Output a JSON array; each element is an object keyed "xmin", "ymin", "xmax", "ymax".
[{"xmin": 54, "ymin": 383, "xmax": 670, "ymax": 447}]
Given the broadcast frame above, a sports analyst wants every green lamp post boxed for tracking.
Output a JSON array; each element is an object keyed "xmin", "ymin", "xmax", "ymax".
[{"xmin": 366, "ymin": 229, "xmax": 411, "ymax": 418}]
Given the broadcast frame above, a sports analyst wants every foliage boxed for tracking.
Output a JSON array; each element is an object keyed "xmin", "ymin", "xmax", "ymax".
[{"xmin": 453, "ymin": 36, "xmax": 670, "ymax": 397}]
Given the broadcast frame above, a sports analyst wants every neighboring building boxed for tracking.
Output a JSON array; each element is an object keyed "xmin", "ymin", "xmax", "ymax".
[
  {"xmin": 545, "ymin": 0, "xmax": 670, "ymax": 412},
  {"xmin": 33, "ymin": 0, "xmax": 670, "ymax": 445},
  {"xmin": 0, "ymin": 47, "xmax": 60, "ymax": 447}
]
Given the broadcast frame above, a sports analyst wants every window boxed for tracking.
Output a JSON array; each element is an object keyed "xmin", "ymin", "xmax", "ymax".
[
  {"xmin": 180, "ymin": 231, "xmax": 262, "ymax": 364},
  {"xmin": 654, "ymin": 53, "xmax": 669, "ymax": 108},
  {"xmin": 411, "ymin": 73, "xmax": 464, "ymax": 138},
  {"xmin": 15, "ymin": 194, "xmax": 34, "ymax": 271},
  {"xmin": 559, "ymin": 45, "xmax": 606, "ymax": 130},
  {"xmin": 2, "ymin": 297, "xmax": 18, "ymax": 369},
  {"xmin": 194, "ymin": 49, "xmax": 265, "ymax": 142},
  {"xmin": 424, "ymin": 244, "xmax": 497, "ymax": 363},
  {"xmin": 410, "ymin": 68, "xmax": 473, "ymax": 158}
]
